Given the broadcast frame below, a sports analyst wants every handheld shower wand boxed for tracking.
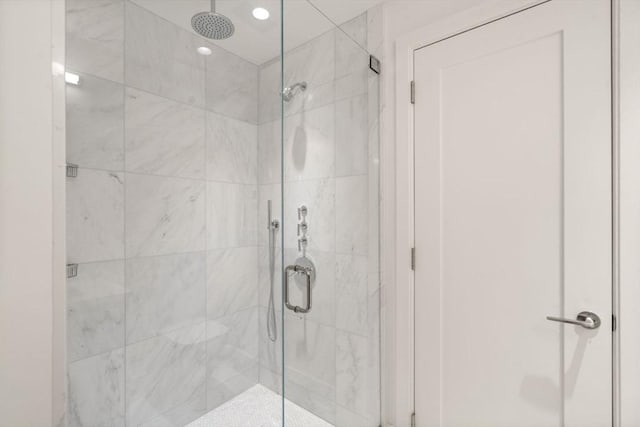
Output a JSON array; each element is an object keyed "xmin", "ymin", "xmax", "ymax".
[{"xmin": 267, "ymin": 200, "xmax": 279, "ymax": 342}]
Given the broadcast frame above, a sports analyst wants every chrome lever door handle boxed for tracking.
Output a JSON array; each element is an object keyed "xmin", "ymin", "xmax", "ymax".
[{"xmin": 546, "ymin": 311, "xmax": 601, "ymax": 330}]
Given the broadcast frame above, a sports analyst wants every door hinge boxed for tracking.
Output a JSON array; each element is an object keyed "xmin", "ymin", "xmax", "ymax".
[
  {"xmin": 411, "ymin": 247, "xmax": 415, "ymax": 270},
  {"xmin": 612, "ymin": 314, "xmax": 617, "ymax": 331},
  {"xmin": 410, "ymin": 81, "xmax": 415, "ymax": 104},
  {"xmin": 411, "ymin": 412, "xmax": 416, "ymax": 427}
]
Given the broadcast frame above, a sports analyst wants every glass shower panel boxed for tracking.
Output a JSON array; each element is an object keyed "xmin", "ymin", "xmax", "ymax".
[
  {"xmin": 64, "ymin": 0, "xmax": 379, "ymax": 424},
  {"xmin": 64, "ymin": 1, "xmax": 285, "ymax": 425},
  {"xmin": 278, "ymin": 2, "xmax": 382, "ymax": 426}
]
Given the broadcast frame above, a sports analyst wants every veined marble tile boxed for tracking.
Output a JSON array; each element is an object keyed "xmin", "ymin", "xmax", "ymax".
[
  {"xmin": 336, "ymin": 405, "xmax": 376, "ymax": 427},
  {"xmin": 66, "ymin": 0, "xmax": 124, "ymax": 83},
  {"xmin": 68, "ymin": 349, "xmax": 125, "ymax": 427},
  {"xmin": 126, "ymin": 252, "xmax": 206, "ymax": 344},
  {"xmin": 258, "ymin": 306, "xmax": 283, "ymax": 376},
  {"xmin": 284, "ymin": 80, "xmax": 335, "ymax": 118},
  {"xmin": 67, "ymin": 169, "xmax": 124, "ymax": 263},
  {"xmin": 284, "ymin": 104, "xmax": 335, "ymax": 182},
  {"xmin": 335, "ymin": 176, "xmax": 368, "ymax": 255},
  {"xmin": 258, "ymin": 366, "xmax": 282, "ymax": 396},
  {"xmin": 207, "ymin": 182, "xmax": 258, "ymax": 249},
  {"xmin": 125, "ymin": 3, "xmax": 205, "ymax": 107},
  {"xmin": 335, "ymin": 254, "xmax": 368, "ymax": 336},
  {"xmin": 207, "ymin": 247, "xmax": 258, "ymax": 319},
  {"xmin": 284, "ymin": 314, "xmax": 336, "ymax": 400},
  {"xmin": 138, "ymin": 393, "xmax": 206, "ymax": 427},
  {"xmin": 366, "ymin": 6, "xmax": 384, "ymax": 58},
  {"xmin": 284, "ymin": 30, "xmax": 335, "ymax": 115},
  {"xmin": 336, "ymin": 330, "xmax": 368, "ymax": 416},
  {"xmin": 336, "ymin": 94, "xmax": 368, "ymax": 177},
  {"xmin": 258, "ymin": 57, "xmax": 282, "ymax": 125},
  {"xmin": 335, "ymin": 68, "xmax": 369, "ymax": 102},
  {"xmin": 339, "ymin": 13, "xmax": 367, "ymax": 49},
  {"xmin": 207, "ymin": 365, "xmax": 259, "ymax": 411},
  {"xmin": 336, "ymin": 14, "xmax": 368, "ymax": 80},
  {"xmin": 206, "ymin": 112, "xmax": 257, "ymax": 184},
  {"xmin": 125, "ymin": 88, "xmax": 205, "ymax": 179},
  {"xmin": 67, "ymin": 260, "xmax": 125, "ymax": 362},
  {"xmin": 126, "ymin": 323, "xmax": 207, "ymax": 427},
  {"xmin": 206, "ymin": 308, "xmax": 259, "ymax": 383},
  {"xmin": 257, "ymin": 183, "xmax": 282, "ymax": 248},
  {"xmin": 366, "ymin": 289, "xmax": 381, "ymax": 423},
  {"xmin": 283, "ymin": 179, "xmax": 335, "ymax": 253},
  {"xmin": 367, "ymin": 73, "xmax": 381, "ymax": 275},
  {"xmin": 66, "ymin": 73, "xmax": 124, "ymax": 171},
  {"xmin": 257, "ymin": 120, "xmax": 282, "ymax": 185},
  {"xmin": 125, "ymin": 173, "xmax": 206, "ymax": 257},
  {"xmin": 258, "ymin": 245, "xmax": 282, "ymax": 308},
  {"xmin": 284, "ymin": 374, "xmax": 336, "ymax": 426},
  {"xmin": 205, "ymin": 44, "xmax": 258, "ymax": 124}
]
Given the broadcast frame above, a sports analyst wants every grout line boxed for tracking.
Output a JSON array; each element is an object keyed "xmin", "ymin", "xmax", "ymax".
[{"xmin": 73, "ymin": 164, "xmax": 259, "ymax": 187}]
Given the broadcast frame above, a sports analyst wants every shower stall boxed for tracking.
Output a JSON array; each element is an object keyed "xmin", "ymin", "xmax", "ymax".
[{"xmin": 64, "ymin": 0, "xmax": 381, "ymax": 426}]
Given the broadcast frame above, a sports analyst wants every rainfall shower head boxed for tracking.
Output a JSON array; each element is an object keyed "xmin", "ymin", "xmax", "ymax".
[
  {"xmin": 191, "ymin": 0, "xmax": 235, "ymax": 40},
  {"xmin": 283, "ymin": 82, "xmax": 307, "ymax": 102}
]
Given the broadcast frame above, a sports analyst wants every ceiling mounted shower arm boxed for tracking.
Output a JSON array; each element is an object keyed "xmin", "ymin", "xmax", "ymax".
[{"xmin": 210, "ymin": 0, "xmax": 216, "ymax": 13}]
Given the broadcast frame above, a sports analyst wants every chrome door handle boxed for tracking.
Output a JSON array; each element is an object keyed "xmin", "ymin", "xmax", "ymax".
[
  {"xmin": 546, "ymin": 311, "xmax": 601, "ymax": 330},
  {"xmin": 285, "ymin": 264, "xmax": 312, "ymax": 313}
]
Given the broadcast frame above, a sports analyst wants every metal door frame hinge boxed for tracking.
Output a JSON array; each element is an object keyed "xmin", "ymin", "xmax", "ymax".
[
  {"xmin": 411, "ymin": 412, "xmax": 416, "ymax": 427},
  {"xmin": 410, "ymin": 81, "xmax": 415, "ymax": 104},
  {"xmin": 612, "ymin": 314, "xmax": 617, "ymax": 331},
  {"xmin": 411, "ymin": 247, "xmax": 415, "ymax": 270}
]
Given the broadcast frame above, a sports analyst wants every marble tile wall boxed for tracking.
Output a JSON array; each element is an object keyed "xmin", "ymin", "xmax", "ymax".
[
  {"xmin": 257, "ymin": 12, "xmax": 381, "ymax": 427},
  {"xmin": 66, "ymin": 2, "xmax": 380, "ymax": 426},
  {"xmin": 65, "ymin": 1, "xmax": 259, "ymax": 426}
]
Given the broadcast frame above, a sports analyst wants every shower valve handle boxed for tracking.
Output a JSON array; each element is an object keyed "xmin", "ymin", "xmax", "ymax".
[{"xmin": 298, "ymin": 205, "xmax": 308, "ymax": 220}]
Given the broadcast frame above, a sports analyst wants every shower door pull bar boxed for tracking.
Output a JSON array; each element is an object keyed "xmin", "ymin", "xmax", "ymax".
[
  {"xmin": 546, "ymin": 311, "xmax": 601, "ymax": 330},
  {"xmin": 284, "ymin": 264, "xmax": 312, "ymax": 314}
]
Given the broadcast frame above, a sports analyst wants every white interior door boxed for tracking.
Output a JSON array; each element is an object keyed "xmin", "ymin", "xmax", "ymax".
[{"xmin": 413, "ymin": 1, "xmax": 612, "ymax": 426}]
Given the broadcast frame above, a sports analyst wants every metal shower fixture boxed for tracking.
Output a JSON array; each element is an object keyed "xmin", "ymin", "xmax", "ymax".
[
  {"xmin": 191, "ymin": 0, "xmax": 235, "ymax": 40},
  {"xmin": 282, "ymin": 81, "xmax": 307, "ymax": 102}
]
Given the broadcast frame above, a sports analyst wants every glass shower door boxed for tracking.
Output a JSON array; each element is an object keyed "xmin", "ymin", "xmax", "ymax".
[{"xmin": 276, "ymin": 2, "xmax": 382, "ymax": 426}]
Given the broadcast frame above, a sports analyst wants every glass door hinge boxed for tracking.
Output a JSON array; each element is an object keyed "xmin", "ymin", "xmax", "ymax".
[
  {"xmin": 410, "ymin": 81, "xmax": 415, "ymax": 104},
  {"xmin": 66, "ymin": 263, "xmax": 78, "ymax": 278},
  {"xmin": 66, "ymin": 163, "xmax": 78, "ymax": 178},
  {"xmin": 411, "ymin": 412, "xmax": 416, "ymax": 427}
]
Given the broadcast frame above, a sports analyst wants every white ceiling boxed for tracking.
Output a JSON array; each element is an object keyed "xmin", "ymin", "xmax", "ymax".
[{"xmin": 131, "ymin": 0, "xmax": 384, "ymax": 65}]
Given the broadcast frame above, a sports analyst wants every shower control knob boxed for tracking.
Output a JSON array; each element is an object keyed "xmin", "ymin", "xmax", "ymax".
[
  {"xmin": 298, "ymin": 237, "xmax": 308, "ymax": 252},
  {"xmin": 298, "ymin": 205, "xmax": 308, "ymax": 220},
  {"xmin": 297, "ymin": 221, "xmax": 308, "ymax": 236}
]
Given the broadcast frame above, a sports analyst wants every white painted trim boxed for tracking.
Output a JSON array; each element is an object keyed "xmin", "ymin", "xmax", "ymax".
[
  {"xmin": 611, "ymin": 2, "xmax": 621, "ymax": 426},
  {"xmin": 388, "ymin": 1, "xmax": 553, "ymax": 425}
]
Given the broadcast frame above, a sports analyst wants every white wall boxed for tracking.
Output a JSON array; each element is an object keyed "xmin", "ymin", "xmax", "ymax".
[
  {"xmin": 619, "ymin": 1, "xmax": 640, "ymax": 425},
  {"xmin": 378, "ymin": 2, "xmax": 490, "ymax": 425},
  {"xmin": 0, "ymin": 1, "xmax": 66, "ymax": 426}
]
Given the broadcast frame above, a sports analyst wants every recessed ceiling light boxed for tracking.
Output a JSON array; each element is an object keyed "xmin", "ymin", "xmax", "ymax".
[
  {"xmin": 252, "ymin": 7, "xmax": 270, "ymax": 20},
  {"xmin": 64, "ymin": 72, "xmax": 80, "ymax": 85},
  {"xmin": 197, "ymin": 46, "xmax": 212, "ymax": 56}
]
